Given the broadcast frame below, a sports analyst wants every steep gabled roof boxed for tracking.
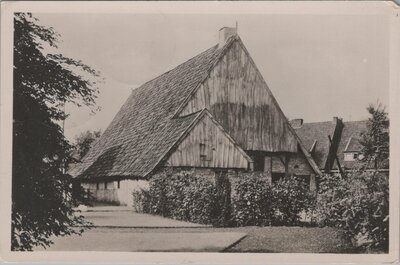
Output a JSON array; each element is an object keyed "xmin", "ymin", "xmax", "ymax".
[
  {"xmin": 293, "ymin": 121, "xmax": 337, "ymax": 169},
  {"xmin": 70, "ymin": 35, "xmax": 321, "ymax": 179},
  {"xmin": 69, "ymin": 44, "xmax": 226, "ymax": 179},
  {"xmin": 165, "ymin": 108, "xmax": 253, "ymax": 168},
  {"xmin": 176, "ymin": 37, "xmax": 321, "ymax": 175}
]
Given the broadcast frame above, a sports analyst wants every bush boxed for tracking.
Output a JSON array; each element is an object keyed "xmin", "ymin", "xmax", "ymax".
[
  {"xmin": 231, "ymin": 174, "xmax": 274, "ymax": 226},
  {"xmin": 132, "ymin": 170, "xmax": 228, "ymax": 225},
  {"xmin": 134, "ymin": 171, "xmax": 316, "ymax": 227},
  {"xmin": 134, "ymin": 171, "xmax": 317, "ymax": 227},
  {"xmin": 316, "ymin": 172, "xmax": 389, "ymax": 252},
  {"xmin": 271, "ymin": 176, "xmax": 315, "ymax": 226},
  {"xmin": 231, "ymin": 174, "xmax": 314, "ymax": 226},
  {"xmin": 132, "ymin": 188, "xmax": 151, "ymax": 213}
]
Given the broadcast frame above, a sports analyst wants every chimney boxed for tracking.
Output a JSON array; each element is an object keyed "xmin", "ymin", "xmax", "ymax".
[
  {"xmin": 218, "ymin": 27, "xmax": 237, "ymax": 48},
  {"xmin": 332, "ymin": 116, "xmax": 344, "ymax": 129},
  {"xmin": 290, "ymin": 119, "xmax": 304, "ymax": 129}
]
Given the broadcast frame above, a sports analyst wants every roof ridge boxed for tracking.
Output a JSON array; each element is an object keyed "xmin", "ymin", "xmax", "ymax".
[
  {"xmin": 302, "ymin": 121, "xmax": 335, "ymax": 125},
  {"xmin": 172, "ymin": 35, "xmax": 240, "ymax": 118},
  {"xmin": 130, "ymin": 44, "xmax": 219, "ymax": 92},
  {"xmin": 301, "ymin": 120, "xmax": 367, "ymax": 126},
  {"xmin": 343, "ymin": 120, "xmax": 368, "ymax": 124}
]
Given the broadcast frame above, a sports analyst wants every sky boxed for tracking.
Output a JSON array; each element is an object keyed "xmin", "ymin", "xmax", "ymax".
[{"xmin": 34, "ymin": 8, "xmax": 390, "ymax": 141}]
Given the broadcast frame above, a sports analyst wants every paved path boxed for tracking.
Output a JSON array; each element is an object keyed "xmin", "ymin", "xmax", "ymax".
[
  {"xmin": 78, "ymin": 206, "xmax": 210, "ymax": 228},
  {"xmin": 35, "ymin": 229, "xmax": 246, "ymax": 252},
  {"xmin": 33, "ymin": 206, "xmax": 247, "ymax": 252}
]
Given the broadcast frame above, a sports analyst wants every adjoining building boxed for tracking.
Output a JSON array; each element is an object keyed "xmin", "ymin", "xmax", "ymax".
[{"xmin": 292, "ymin": 118, "xmax": 389, "ymax": 175}]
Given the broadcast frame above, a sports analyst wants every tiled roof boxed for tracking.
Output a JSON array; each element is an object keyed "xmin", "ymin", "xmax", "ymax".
[
  {"xmin": 336, "ymin": 120, "xmax": 367, "ymax": 169},
  {"xmin": 69, "ymin": 44, "xmax": 225, "ymax": 179},
  {"xmin": 294, "ymin": 121, "xmax": 337, "ymax": 169}
]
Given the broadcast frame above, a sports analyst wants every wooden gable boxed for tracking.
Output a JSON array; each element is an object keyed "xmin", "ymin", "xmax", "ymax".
[
  {"xmin": 165, "ymin": 110, "xmax": 252, "ymax": 169},
  {"xmin": 177, "ymin": 38, "xmax": 298, "ymax": 152}
]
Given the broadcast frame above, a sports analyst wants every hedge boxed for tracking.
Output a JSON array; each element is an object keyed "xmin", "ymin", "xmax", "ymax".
[
  {"xmin": 132, "ymin": 170, "xmax": 231, "ymax": 226},
  {"xmin": 133, "ymin": 171, "xmax": 314, "ymax": 227}
]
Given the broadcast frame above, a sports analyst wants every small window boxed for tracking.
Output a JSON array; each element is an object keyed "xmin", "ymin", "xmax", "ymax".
[
  {"xmin": 344, "ymin": 152, "xmax": 358, "ymax": 161},
  {"xmin": 104, "ymin": 182, "xmax": 108, "ymax": 190},
  {"xmin": 117, "ymin": 180, "xmax": 121, "ymax": 189},
  {"xmin": 96, "ymin": 182, "xmax": 99, "ymax": 190},
  {"xmin": 199, "ymin": 142, "xmax": 213, "ymax": 162}
]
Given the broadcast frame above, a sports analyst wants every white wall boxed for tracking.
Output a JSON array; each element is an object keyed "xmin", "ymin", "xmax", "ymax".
[
  {"xmin": 117, "ymin": 179, "xmax": 149, "ymax": 207},
  {"xmin": 81, "ymin": 179, "xmax": 149, "ymax": 207}
]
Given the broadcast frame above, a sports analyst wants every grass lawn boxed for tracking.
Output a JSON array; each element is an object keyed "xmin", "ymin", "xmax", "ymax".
[
  {"xmin": 91, "ymin": 226, "xmax": 354, "ymax": 253},
  {"xmin": 222, "ymin": 226, "xmax": 353, "ymax": 253}
]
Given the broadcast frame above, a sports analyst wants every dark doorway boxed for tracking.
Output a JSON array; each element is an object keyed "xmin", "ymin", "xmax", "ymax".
[
  {"xmin": 272, "ymin": 172, "xmax": 286, "ymax": 183},
  {"xmin": 253, "ymin": 153, "xmax": 265, "ymax": 172}
]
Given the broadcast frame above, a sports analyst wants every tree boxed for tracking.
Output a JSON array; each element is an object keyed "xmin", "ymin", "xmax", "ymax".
[
  {"xmin": 359, "ymin": 103, "xmax": 389, "ymax": 170},
  {"xmin": 12, "ymin": 13, "xmax": 100, "ymax": 250},
  {"xmin": 74, "ymin": 130, "xmax": 102, "ymax": 160},
  {"xmin": 316, "ymin": 103, "xmax": 389, "ymax": 252}
]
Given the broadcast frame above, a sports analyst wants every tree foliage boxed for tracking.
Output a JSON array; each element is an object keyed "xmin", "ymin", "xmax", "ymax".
[
  {"xmin": 359, "ymin": 103, "xmax": 389, "ymax": 170},
  {"xmin": 316, "ymin": 172, "xmax": 389, "ymax": 252},
  {"xmin": 316, "ymin": 104, "xmax": 389, "ymax": 252},
  {"xmin": 12, "ymin": 13, "xmax": 100, "ymax": 250},
  {"xmin": 74, "ymin": 130, "xmax": 102, "ymax": 160}
]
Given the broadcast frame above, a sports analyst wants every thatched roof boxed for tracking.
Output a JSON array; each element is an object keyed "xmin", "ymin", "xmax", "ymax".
[
  {"xmin": 69, "ymin": 43, "xmax": 225, "ymax": 179},
  {"xmin": 70, "ymin": 35, "xmax": 322, "ymax": 180}
]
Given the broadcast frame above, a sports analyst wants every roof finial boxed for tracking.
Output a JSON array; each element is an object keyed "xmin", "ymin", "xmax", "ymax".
[{"xmin": 236, "ymin": 21, "xmax": 238, "ymax": 33}]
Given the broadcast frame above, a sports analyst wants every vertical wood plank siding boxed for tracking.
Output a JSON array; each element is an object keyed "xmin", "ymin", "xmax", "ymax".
[
  {"xmin": 166, "ymin": 114, "xmax": 249, "ymax": 169},
  {"xmin": 179, "ymin": 41, "xmax": 297, "ymax": 152}
]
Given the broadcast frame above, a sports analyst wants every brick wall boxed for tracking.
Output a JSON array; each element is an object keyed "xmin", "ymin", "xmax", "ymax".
[{"xmin": 270, "ymin": 153, "xmax": 314, "ymax": 175}]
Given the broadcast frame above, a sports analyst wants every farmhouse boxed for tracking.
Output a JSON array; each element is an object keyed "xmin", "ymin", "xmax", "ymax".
[{"xmin": 69, "ymin": 27, "xmax": 322, "ymax": 206}]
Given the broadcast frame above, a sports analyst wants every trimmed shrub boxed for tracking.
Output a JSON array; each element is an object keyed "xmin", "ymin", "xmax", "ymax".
[
  {"xmin": 182, "ymin": 176, "xmax": 217, "ymax": 224},
  {"xmin": 231, "ymin": 174, "xmax": 274, "ymax": 226},
  {"xmin": 271, "ymin": 176, "xmax": 315, "ymax": 226},
  {"xmin": 132, "ymin": 170, "xmax": 227, "ymax": 225},
  {"xmin": 134, "ymin": 171, "xmax": 316, "ymax": 228}
]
